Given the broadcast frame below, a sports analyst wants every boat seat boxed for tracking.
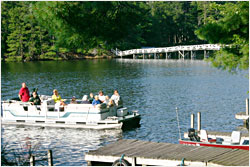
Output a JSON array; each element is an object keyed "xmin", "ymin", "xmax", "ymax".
[
  {"xmin": 200, "ymin": 129, "xmax": 209, "ymax": 142},
  {"xmin": 222, "ymin": 131, "xmax": 241, "ymax": 145},
  {"xmin": 199, "ymin": 129, "xmax": 215, "ymax": 142}
]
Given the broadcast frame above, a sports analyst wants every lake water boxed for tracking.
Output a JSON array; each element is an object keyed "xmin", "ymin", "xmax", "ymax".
[{"xmin": 1, "ymin": 59, "xmax": 248, "ymax": 165}]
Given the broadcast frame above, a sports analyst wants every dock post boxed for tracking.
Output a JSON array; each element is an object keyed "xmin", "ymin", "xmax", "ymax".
[
  {"xmin": 87, "ymin": 161, "xmax": 92, "ymax": 166},
  {"xmin": 246, "ymin": 98, "xmax": 249, "ymax": 115},
  {"xmin": 191, "ymin": 114, "xmax": 194, "ymax": 129},
  {"xmin": 30, "ymin": 155, "xmax": 35, "ymax": 166},
  {"xmin": 132, "ymin": 157, "xmax": 136, "ymax": 166},
  {"xmin": 48, "ymin": 150, "xmax": 53, "ymax": 166},
  {"xmin": 197, "ymin": 112, "xmax": 201, "ymax": 131}
]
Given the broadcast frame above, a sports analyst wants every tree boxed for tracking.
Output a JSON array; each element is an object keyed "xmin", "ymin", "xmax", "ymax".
[
  {"xmin": 195, "ymin": 2, "xmax": 249, "ymax": 71},
  {"xmin": 33, "ymin": 1, "xmax": 148, "ymax": 51},
  {"xmin": 6, "ymin": 4, "xmax": 29, "ymax": 61}
]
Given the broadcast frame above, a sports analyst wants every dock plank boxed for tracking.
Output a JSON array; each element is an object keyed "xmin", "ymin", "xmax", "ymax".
[
  {"xmin": 209, "ymin": 149, "xmax": 249, "ymax": 166},
  {"xmin": 85, "ymin": 139, "xmax": 249, "ymax": 166}
]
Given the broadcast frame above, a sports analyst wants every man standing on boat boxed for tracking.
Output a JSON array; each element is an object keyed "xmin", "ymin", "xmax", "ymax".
[{"xmin": 19, "ymin": 82, "xmax": 30, "ymax": 102}]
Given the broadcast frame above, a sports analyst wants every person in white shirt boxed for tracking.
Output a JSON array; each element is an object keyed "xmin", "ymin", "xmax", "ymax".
[
  {"xmin": 111, "ymin": 90, "xmax": 120, "ymax": 106},
  {"xmin": 98, "ymin": 90, "xmax": 106, "ymax": 103}
]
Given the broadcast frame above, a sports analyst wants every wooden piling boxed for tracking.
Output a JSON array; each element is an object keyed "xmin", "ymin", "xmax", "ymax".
[
  {"xmin": 48, "ymin": 150, "xmax": 53, "ymax": 166},
  {"xmin": 30, "ymin": 155, "xmax": 35, "ymax": 166},
  {"xmin": 191, "ymin": 114, "xmax": 194, "ymax": 129},
  {"xmin": 87, "ymin": 161, "xmax": 92, "ymax": 166},
  {"xmin": 132, "ymin": 157, "xmax": 136, "ymax": 166},
  {"xmin": 246, "ymin": 98, "xmax": 249, "ymax": 116},
  {"xmin": 197, "ymin": 112, "xmax": 201, "ymax": 131}
]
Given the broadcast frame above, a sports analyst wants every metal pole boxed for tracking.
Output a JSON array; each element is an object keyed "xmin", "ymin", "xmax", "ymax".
[
  {"xmin": 191, "ymin": 114, "xmax": 194, "ymax": 129},
  {"xmin": 197, "ymin": 112, "xmax": 201, "ymax": 131},
  {"xmin": 30, "ymin": 155, "xmax": 35, "ymax": 166},
  {"xmin": 246, "ymin": 98, "xmax": 249, "ymax": 115},
  {"xmin": 48, "ymin": 150, "xmax": 53, "ymax": 166}
]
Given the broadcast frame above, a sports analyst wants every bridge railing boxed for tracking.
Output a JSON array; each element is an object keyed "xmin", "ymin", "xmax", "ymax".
[{"xmin": 116, "ymin": 44, "xmax": 222, "ymax": 57}]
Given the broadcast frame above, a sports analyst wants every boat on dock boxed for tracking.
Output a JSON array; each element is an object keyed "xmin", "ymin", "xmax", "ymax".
[
  {"xmin": 179, "ymin": 128, "xmax": 249, "ymax": 150},
  {"xmin": 1, "ymin": 95, "xmax": 141, "ymax": 130}
]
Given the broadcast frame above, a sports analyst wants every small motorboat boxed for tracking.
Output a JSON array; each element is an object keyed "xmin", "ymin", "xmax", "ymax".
[
  {"xmin": 179, "ymin": 128, "xmax": 249, "ymax": 150},
  {"xmin": 1, "ymin": 95, "xmax": 141, "ymax": 130}
]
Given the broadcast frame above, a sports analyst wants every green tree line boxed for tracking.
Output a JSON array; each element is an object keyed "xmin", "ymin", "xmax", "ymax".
[{"xmin": 1, "ymin": 1, "xmax": 248, "ymax": 70}]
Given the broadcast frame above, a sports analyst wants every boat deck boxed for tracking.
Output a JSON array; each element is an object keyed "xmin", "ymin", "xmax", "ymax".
[{"xmin": 84, "ymin": 139, "xmax": 249, "ymax": 166}]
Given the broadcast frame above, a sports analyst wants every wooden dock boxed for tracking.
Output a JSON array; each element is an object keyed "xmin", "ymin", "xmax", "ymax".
[{"xmin": 84, "ymin": 139, "xmax": 249, "ymax": 166}]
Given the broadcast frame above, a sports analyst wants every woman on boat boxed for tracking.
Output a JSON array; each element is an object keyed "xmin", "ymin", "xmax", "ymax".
[
  {"xmin": 52, "ymin": 89, "xmax": 66, "ymax": 111},
  {"xmin": 111, "ymin": 90, "xmax": 120, "ymax": 106}
]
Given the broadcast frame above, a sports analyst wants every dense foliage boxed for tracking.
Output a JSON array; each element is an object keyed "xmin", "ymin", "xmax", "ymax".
[
  {"xmin": 195, "ymin": 1, "xmax": 249, "ymax": 71},
  {"xmin": 1, "ymin": 1, "xmax": 249, "ymax": 70}
]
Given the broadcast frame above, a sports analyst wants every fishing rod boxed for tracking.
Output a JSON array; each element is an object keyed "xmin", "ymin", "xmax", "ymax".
[{"xmin": 175, "ymin": 107, "xmax": 181, "ymax": 140}]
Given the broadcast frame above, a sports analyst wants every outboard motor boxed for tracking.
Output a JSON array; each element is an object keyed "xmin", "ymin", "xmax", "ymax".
[{"xmin": 188, "ymin": 128, "xmax": 200, "ymax": 141}]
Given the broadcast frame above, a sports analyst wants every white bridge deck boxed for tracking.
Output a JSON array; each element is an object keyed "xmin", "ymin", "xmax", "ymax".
[{"xmin": 113, "ymin": 44, "xmax": 223, "ymax": 59}]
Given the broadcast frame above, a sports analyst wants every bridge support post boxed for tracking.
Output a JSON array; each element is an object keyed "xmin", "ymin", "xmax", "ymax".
[
  {"xmin": 166, "ymin": 52, "xmax": 168, "ymax": 59},
  {"xmin": 154, "ymin": 53, "xmax": 156, "ymax": 59},
  {"xmin": 143, "ymin": 53, "xmax": 145, "ymax": 59},
  {"xmin": 204, "ymin": 50, "xmax": 207, "ymax": 59},
  {"xmin": 178, "ymin": 51, "xmax": 185, "ymax": 59},
  {"xmin": 133, "ymin": 54, "xmax": 135, "ymax": 59}
]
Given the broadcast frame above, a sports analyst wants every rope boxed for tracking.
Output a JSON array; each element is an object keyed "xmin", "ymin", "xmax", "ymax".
[
  {"xmin": 180, "ymin": 158, "xmax": 185, "ymax": 166},
  {"xmin": 119, "ymin": 154, "xmax": 125, "ymax": 164}
]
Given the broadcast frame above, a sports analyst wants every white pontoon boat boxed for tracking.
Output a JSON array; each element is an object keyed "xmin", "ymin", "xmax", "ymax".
[{"xmin": 1, "ymin": 95, "xmax": 141, "ymax": 130}]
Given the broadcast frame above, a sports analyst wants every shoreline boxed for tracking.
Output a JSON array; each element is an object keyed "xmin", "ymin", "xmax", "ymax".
[{"xmin": 1, "ymin": 55, "xmax": 117, "ymax": 62}]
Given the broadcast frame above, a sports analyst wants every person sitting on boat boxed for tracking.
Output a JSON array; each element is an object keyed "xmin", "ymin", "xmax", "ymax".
[
  {"xmin": 29, "ymin": 91, "xmax": 41, "ymax": 105},
  {"xmin": 70, "ymin": 96, "xmax": 77, "ymax": 104},
  {"xmin": 111, "ymin": 90, "xmax": 121, "ymax": 106},
  {"xmin": 98, "ymin": 90, "xmax": 106, "ymax": 103},
  {"xmin": 52, "ymin": 89, "xmax": 66, "ymax": 111},
  {"xmin": 19, "ymin": 82, "xmax": 30, "ymax": 102},
  {"xmin": 103, "ymin": 95, "xmax": 109, "ymax": 104},
  {"xmin": 30, "ymin": 88, "xmax": 38, "ymax": 97},
  {"xmin": 92, "ymin": 95, "xmax": 101, "ymax": 106},
  {"xmin": 88, "ymin": 93, "xmax": 94, "ymax": 103}
]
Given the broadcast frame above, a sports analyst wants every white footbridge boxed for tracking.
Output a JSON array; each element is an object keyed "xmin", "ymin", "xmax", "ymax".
[{"xmin": 112, "ymin": 44, "xmax": 223, "ymax": 59}]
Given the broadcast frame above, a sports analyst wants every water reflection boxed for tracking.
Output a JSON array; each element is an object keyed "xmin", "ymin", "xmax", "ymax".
[{"xmin": 2, "ymin": 125, "xmax": 122, "ymax": 166}]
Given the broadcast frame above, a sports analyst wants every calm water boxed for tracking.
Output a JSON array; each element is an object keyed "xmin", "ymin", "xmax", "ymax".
[{"xmin": 1, "ymin": 59, "xmax": 248, "ymax": 165}]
